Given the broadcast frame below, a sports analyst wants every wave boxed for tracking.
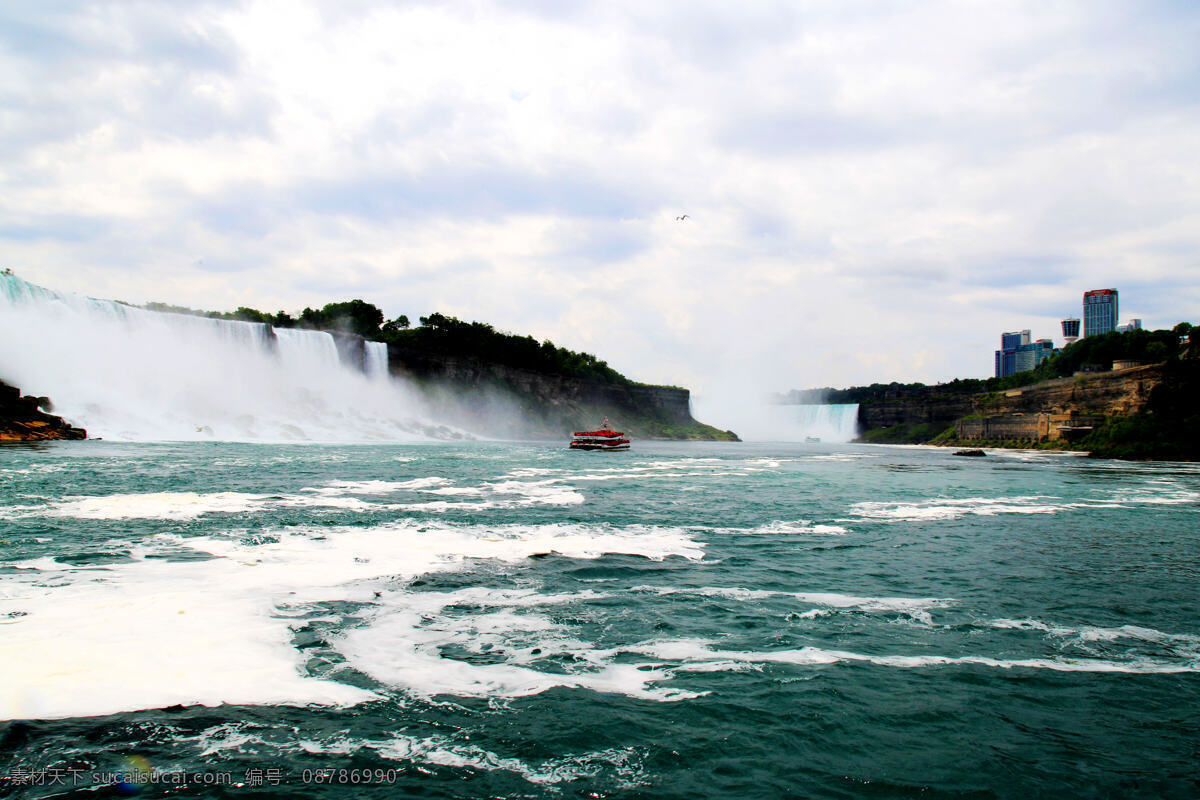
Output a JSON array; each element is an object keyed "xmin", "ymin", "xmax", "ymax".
[
  {"xmin": 627, "ymin": 639, "xmax": 1200, "ymax": 675},
  {"xmin": 1, "ymin": 476, "xmax": 590, "ymax": 521}
]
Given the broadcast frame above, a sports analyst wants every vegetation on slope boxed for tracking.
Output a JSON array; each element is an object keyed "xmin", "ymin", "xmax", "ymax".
[
  {"xmin": 1075, "ymin": 359, "xmax": 1200, "ymax": 460},
  {"xmin": 384, "ymin": 313, "xmax": 626, "ymax": 383},
  {"xmin": 786, "ymin": 323, "xmax": 1198, "ymax": 403},
  {"xmin": 144, "ymin": 299, "xmax": 629, "ymax": 383}
]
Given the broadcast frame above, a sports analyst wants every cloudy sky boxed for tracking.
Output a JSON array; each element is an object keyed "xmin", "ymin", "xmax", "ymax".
[{"xmin": 3, "ymin": 0, "xmax": 1199, "ymax": 408}]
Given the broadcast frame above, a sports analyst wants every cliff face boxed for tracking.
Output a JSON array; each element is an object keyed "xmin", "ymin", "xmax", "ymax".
[
  {"xmin": 970, "ymin": 365, "xmax": 1161, "ymax": 417},
  {"xmin": 386, "ymin": 344, "xmax": 736, "ymax": 440},
  {"xmin": 0, "ymin": 381, "xmax": 86, "ymax": 441},
  {"xmin": 858, "ymin": 391, "xmax": 975, "ymax": 429},
  {"xmin": 858, "ymin": 365, "xmax": 1162, "ymax": 432}
]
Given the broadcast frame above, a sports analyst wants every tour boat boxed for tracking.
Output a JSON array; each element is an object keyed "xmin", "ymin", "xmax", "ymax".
[{"xmin": 569, "ymin": 417, "xmax": 630, "ymax": 451}]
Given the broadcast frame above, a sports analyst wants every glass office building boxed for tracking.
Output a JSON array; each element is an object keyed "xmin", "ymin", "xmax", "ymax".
[
  {"xmin": 1083, "ymin": 289, "xmax": 1118, "ymax": 337},
  {"xmin": 995, "ymin": 331, "xmax": 1051, "ymax": 378}
]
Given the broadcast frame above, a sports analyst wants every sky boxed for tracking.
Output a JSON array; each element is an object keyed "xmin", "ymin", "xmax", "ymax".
[{"xmin": 2, "ymin": 0, "xmax": 1199, "ymax": 411}]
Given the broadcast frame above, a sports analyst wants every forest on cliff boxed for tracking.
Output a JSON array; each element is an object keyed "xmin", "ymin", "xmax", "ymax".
[
  {"xmin": 142, "ymin": 299, "xmax": 628, "ymax": 384},
  {"xmin": 785, "ymin": 323, "xmax": 1198, "ymax": 404}
]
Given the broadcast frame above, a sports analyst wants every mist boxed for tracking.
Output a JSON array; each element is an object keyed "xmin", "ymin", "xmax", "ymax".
[{"xmin": 693, "ymin": 383, "xmax": 859, "ymax": 444}]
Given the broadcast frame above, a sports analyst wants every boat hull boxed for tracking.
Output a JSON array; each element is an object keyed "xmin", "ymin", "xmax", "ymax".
[{"xmin": 569, "ymin": 441, "xmax": 630, "ymax": 451}]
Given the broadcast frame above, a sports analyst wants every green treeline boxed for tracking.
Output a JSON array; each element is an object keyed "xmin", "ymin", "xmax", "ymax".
[
  {"xmin": 790, "ymin": 323, "xmax": 1198, "ymax": 403},
  {"xmin": 387, "ymin": 313, "xmax": 625, "ymax": 383},
  {"xmin": 143, "ymin": 299, "xmax": 627, "ymax": 383},
  {"xmin": 1075, "ymin": 359, "xmax": 1200, "ymax": 460}
]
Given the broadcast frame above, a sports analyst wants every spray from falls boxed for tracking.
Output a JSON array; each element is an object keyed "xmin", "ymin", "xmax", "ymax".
[
  {"xmin": 784, "ymin": 403, "xmax": 860, "ymax": 442},
  {"xmin": 692, "ymin": 392, "xmax": 860, "ymax": 443},
  {"xmin": 0, "ymin": 274, "xmax": 444, "ymax": 442}
]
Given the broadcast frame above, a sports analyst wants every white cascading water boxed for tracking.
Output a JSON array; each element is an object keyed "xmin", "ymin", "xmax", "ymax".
[
  {"xmin": 787, "ymin": 403, "xmax": 860, "ymax": 442},
  {"xmin": 273, "ymin": 327, "xmax": 342, "ymax": 374},
  {"xmin": 364, "ymin": 341, "xmax": 389, "ymax": 381},
  {"xmin": 0, "ymin": 274, "xmax": 436, "ymax": 441},
  {"xmin": 720, "ymin": 402, "xmax": 860, "ymax": 443}
]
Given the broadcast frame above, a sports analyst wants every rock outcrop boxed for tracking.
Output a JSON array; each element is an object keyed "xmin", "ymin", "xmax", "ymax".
[
  {"xmin": 0, "ymin": 381, "xmax": 87, "ymax": 441},
  {"xmin": 858, "ymin": 364, "xmax": 1162, "ymax": 437},
  {"xmin": 858, "ymin": 389, "xmax": 975, "ymax": 430},
  {"xmin": 386, "ymin": 343, "xmax": 738, "ymax": 440},
  {"xmin": 966, "ymin": 364, "xmax": 1161, "ymax": 418}
]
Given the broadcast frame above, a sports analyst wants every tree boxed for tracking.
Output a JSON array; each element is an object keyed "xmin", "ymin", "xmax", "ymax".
[
  {"xmin": 230, "ymin": 306, "xmax": 269, "ymax": 323},
  {"xmin": 299, "ymin": 300, "xmax": 385, "ymax": 337}
]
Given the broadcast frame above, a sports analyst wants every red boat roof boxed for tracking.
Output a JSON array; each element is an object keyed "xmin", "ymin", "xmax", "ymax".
[{"xmin": 572, "ymin": 430, "xmax": 624, "ymax": 437}]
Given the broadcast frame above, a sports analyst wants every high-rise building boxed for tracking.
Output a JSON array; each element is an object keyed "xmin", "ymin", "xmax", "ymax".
[
  {"xmin": 1015, "ymin": 339, "xmax": 1055, "ymax": 373},
  {"xmin": 995, "ymin": 331, "xmax": 1052, "ymax": 378},
  {"xmin": 1061, "ymin": 318, "xmax": 1080, "ymax": 345},
  {"xmin": 1083, "ymin": 289, "xmax": 1118, "ymax": 337},
  {"xmin": 1116, "ymin": 318, "xmax": 1143, "ymax": 333}
]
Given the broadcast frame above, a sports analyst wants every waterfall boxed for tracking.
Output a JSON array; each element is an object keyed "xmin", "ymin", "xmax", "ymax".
[
  {"xmin": 724, "ymin": 402, "xmax": 859, "ymax": 442},
  {"xmin": 274, "ymin": 328, "xmax": 341, "ymax": 373},
  {"xmin": 787, "ymin": 403, "xmax": 860, "ymax": 442},
  {"xmin": 0, "ymin": 273, "xmax": 435, "ymax": 441},
  {"xmin": 364, "ymin": 341, "xmax": 389, "ymax": 380}
]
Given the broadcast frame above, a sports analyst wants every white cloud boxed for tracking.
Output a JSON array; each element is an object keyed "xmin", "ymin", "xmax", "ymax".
[{"xmin": 2, "ymin": 0, "xmax": 1199, "ymax": 429}]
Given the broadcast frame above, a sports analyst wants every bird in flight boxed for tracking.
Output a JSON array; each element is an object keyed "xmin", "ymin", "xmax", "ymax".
[{"xmin": 675, "ymin": 214, "xmax": 689, "ymax": 221}]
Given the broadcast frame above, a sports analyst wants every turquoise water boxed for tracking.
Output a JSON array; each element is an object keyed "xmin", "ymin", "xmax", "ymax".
[{"xmin": 1, "ymin": 441, "xmax": 1198, "ymax": 798}]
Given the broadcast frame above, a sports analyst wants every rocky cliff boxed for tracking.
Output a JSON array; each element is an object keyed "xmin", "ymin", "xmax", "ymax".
[
  {"xmin": 858, "ymin": 365, "xmax": 1162, "ymax": 434},
  {"xmin": 0, "ymin": 381, "xmax": 87, "ymax": 441},
  {"xmin": 858, "ymin": 389, "xmax": 975, "ymax": 430},
  {"xmin": 969, "ymin": 364, "xmax": 1161, "ymax": 417},
  {"xmin": 386, "ymin": 343, "xmax": 737, "ymax": 440}
]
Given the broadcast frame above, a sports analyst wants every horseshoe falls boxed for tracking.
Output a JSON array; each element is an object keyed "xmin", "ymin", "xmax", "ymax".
[
  {"xmin": 787, "ymin": 402, "xmax": 860, "ymax": 442},
  {"xmin": 0, "ymin": 274, "xmax": 430, "ymax": 441},
  {"xmin": 714, "ymin": 401, "xmax": 861, "ymax": 443}
]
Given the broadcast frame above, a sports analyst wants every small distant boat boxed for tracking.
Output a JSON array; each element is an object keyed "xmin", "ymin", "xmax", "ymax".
[
  {"xmin": 570, "ymin": 416, "xmax": 630, "ymax": 451},
  {"xmin": 805, "ymin": 436, "xmax": 821, "ymax": 443}
]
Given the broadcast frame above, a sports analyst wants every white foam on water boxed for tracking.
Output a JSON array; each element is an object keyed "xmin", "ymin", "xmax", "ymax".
[
  {"xmin": 628, "ymin": 586, "xmax": 949, "ymax": 620},
  {"xmin": 337, "ymin": 582, "xmax": 704, "ymax": 704},
  {"xmin": 1105, "ymin": 481, "xmax": 1200, "ymax": 506},
  {"xmin": 0, "ymin": 504, "xmax": 52, "ymax": 520},
  {"xmin": 809, "ymin": 453, "xmax": 879, "ymax": 462},
  {"xmin": 275, "ymin": 494, "xmax": 384, "ymax": 512},
  {"xmin": 388, "ymin": 738, "xmax": 647, "ymax": 786},
  {"xmin": 7, "ymin": 556, "xmax": 64, "ymax": 571},
  {"xmin": 627, "ymin": 639, "xmax": 1200, "ymax": 674},
  {"xmin": 302, "ymin": 476, "xmax": 584, "ymax": 509},
  {"xmin": 294, "ymin": 734, "xmax": 647, "ymax": 787},
  {"xmin": 851, "ymin": 495, "xmax": 1070, "ymax": 521},
  {"xmin": 483, "ymin": 479, "xmax": 586, "ymax": 506},
  {"xmin": 47, "ymin": 491, "xmax": 271, "ymax": 520},
  {"xmin": 740, "ymin": 520, "xmax": 849, "ymax": 535},
  {"xmin": 7, "ymin": 474, "xmax": 588, "ymax": 522},
  {"xmin": 848, "ymin": 486, "xmax": 1197, "ymax": 522},
  {"xmin": 499, "ymin": 467, "xmax": 561, "ymax": 478},
  {"xmin": 303, "ymin": 477, "xmax": 453, "ymax": 495},
  {"xmin": 0, "ymin": 519, "xmax": 703, "ymax": 720},
  {"xmin": 19, "ymin": 490, "xmax": 392, "ymax": 520},
  {"xmin": 991, "ymin": 618, "xmax": 1200, "ymax": 648},
  {"xmin": 193, "ymin": 723, "xmax": 274, "ymax": 757},
  {"xmin": 0, "ymin": 554, "xmax": 377, "ymax": 721}
]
